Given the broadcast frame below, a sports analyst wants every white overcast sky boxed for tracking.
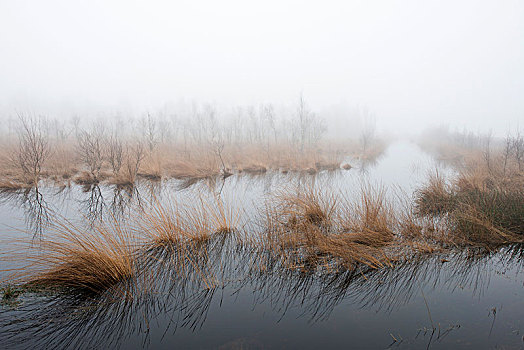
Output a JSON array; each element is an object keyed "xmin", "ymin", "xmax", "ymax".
[{"xmin": 0, "ymin": 0, "xmax": 523, "ymax": 134}]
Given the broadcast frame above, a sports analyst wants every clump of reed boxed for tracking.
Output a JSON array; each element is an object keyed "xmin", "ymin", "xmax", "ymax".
[
  {"xmin": 339, "ymin": 185, "xmax": 396, "ymax": 245},
  {"xmin": 2, "ymin": 218, "xmax": 139, "ymax": 296},
  {"xmin": 414, "ymin": 172, "xmax": 457, "ymax": 217},
  {"xmin": 140, "ymin": 195, "xmax": 242, "ymax": 250},
  {"xmin": 413, "ymin": 127, "xmax": 524, "ymax": 248},
  {"xmin": 136, "ymin": 195, "xmax": 243, "ymax": 290},
  {"xmin": 415, "ymin": 169, "xmax": 524, "ymax": 247},
  {"xmin": 261, "ymin": 184, "xmax": 398, "ymax": 272},
  {"xmin": 73, "ymin": 171, "xmax": 100, "ymax": 185},
  {"xmin": 276, "ymin": 186, "xmax": 337, "ymax": 229}
]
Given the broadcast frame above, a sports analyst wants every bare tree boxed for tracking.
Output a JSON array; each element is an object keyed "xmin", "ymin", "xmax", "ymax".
[
  {"xmin": 14, "ymin": 114, "xmax": 51, "ymax": 185},
  {"xmin": 310, "ymin": 118, "xmax": 327, "ymax": 146},
  {"xmin": 107, "ymin": 132, "xmax": 124, "ymax": 175},
  {"xmin": 142, "ymin": 113, "xmax": 158, "ymax": 152},
  {"xmin": 360, "ymin": 111, "xmax": 376, "ymax": 153},
  {"xmin": 123, "ymin": 141, "xmax": 146, "ymax": 184},
  {"xmin": 262, "ymin": 104, "xmax": 277, "ymax": 144},
  {"xmin": 51, "ymin": 118, "xmax": 73, "ymax": 141},
  {"xmin": 294, "ymin": 94, "xmax": 326, "ymax": 152},
  {"xmin": 158, "ymin": 115, "xmax": 173, "ymax": 144},
  {"xmin": 296, "ymin": 94, "xmax": 310, "ymax": 152},
  {"xmin": 502, "ymin": 133, "xmax": 514, "ymax": 176},
  {"xmin": 482, "ymin": 130, "xmax": 493, "ymax": 172},
  {"xmin": 70, "ymin": 115, "xmax": 81, "ymax": 138},
  {"xmin": 513, "ymin": 129, "xmax": 523, "ymax": 171},
  {"xmin": 247, "ymin": 106, "xmax": 259, "ymax": 143},
  {"xmin": 210, "ymin": 131, "xmax": 231, "ymax": 177},
  {"xmin": 77, "ymin": 125, "xmax": 105, "ymax": 180}
]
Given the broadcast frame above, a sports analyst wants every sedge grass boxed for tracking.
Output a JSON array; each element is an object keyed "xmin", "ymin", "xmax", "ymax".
[
  {"xmin": 415, "ymin": 169, "xmax": 524, "ymax": 247},
  {"xmin": 261, "ymin": 184, "xmax": 398, "ymax": 272},
  {"xmin": 1, "ymin": 217, "xmax": 139, "ymax": 296}
]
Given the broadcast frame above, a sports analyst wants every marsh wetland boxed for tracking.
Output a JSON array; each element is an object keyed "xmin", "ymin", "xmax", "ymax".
[
  {"xmin": 3, "ymin": 1, "xmax": 524, "ymax": 348},
  {"xmin": 0, "ymin": 133, "xmax": 523, "ymax": 349}
]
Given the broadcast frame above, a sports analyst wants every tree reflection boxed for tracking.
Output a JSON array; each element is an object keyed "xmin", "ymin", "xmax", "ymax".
[
  {"xmin": 110, "ymin": 184, "xmax": 141, "ymax": 220},
  {"xmin": 0, "ymin": 187, "xmax": 52, "ymax": 236},
  {"xmin": 79, "ymin": 184, "xmax": 105, "ymax": 223}
]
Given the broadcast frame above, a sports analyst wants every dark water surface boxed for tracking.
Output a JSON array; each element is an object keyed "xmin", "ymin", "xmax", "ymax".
[{"xmin": 0, "ymin": 142, "xmax": 523, "ymax": 349}]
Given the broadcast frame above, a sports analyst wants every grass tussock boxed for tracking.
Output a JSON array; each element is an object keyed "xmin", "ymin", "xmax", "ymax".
[
  {"xmin": 414, "ymin": 172, "xmax": 456, "ymax": 217},
  {"xmin": 339, "ymin": 186, "xmax": 396, "ymax": 246},
  {"xmin": 263, "ymin": 185, "xmax": 398, "ymax": 272},
  {"xmin": 415, "ymin": 169, "xmax": 524, "ymax": 247},
  {"xmin": 3, "ymin": 219, "xmax": 138, "ymax": 295},
  {"xmin": 140, "ymin": 195, "xmax": 242, "ymax": 250},
  {"xmin": 414, "ymin": 127, "xmax": 524, "ymax": 247},
  {"xmin": 136, "ymin": 196, "xmax": 243, "ymax": 290},
  {"xmin": 275, "ymin": 186, "xmax": 337, "ymax": 228}
]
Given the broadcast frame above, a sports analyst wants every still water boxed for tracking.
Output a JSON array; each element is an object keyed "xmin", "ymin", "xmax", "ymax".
[{"xmin": 0, "ymin": 141, "xmax": 522, "ymax": 349}]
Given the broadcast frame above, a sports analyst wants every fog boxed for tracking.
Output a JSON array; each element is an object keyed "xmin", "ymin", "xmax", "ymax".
[{"xmin": 1, "ymin": 0, "xmax": 523, "ymax": 135}]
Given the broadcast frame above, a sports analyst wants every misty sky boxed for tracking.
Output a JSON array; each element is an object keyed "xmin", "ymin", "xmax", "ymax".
[{"xmin": 1, "ymin": 0, "xmax": 523, "ymax": 135}]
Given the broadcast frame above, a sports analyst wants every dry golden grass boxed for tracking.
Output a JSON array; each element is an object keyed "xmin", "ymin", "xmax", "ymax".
[
  {"xmin": 140, "ymin": 195, "xmax": 242, "ymax": 249},
  {"xmin": 339, "ymin": 185, "xmax": 396, "ymax": 246},
  {"xmin": 138, "ymin": 150, "xmax": 163, "ymax": 180},
  {"xmin": 2, "ymin": 218, "xmax": 138, "ymax": 295},
  {"xmin": 275, "ymin": 185, "xmax": 338, "ymax": 228},
  {"xmin": 1, "ymin": 156, "xmax": 520, "ymax": 301},
  {"xmin": 415, "ymin": 154, "xmax": 524, "ymax": 247},
  {"xmin": 414, "ymin": 172, "xmax": 456, "ymax": 217},
  {"xmin": 256, "ymin": 177, "xmax": 510, "ymax": 274},
  {"xmin": 73, "ymin": 171, "xmax": 99, "ymax": 185},
  {"xmin": 46, "ymin": 141, "xmax": 77, "ymax": 180},
  {"xmin": 106, "ymin": 175, "xmax": 134, "ymax": 187},
  {"xmin": 135, "ymin": 195, "xmax": 243, "ymax": 290},
  {"xmin": 0, "ymin": 134, "xmax": 388, "ymax": 188},
  {"xmin": 166, "ymin": 159, "xmax": 220, "ymax": 180},
  {"xmin": 261, "ymin": 185, "xmax": 401, "ymax": 272}
]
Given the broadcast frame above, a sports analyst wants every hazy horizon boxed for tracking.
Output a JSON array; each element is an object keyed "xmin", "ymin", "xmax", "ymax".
[{"xmin": 1, "ymin": 0, "xmax": 523, "ymax": 136}]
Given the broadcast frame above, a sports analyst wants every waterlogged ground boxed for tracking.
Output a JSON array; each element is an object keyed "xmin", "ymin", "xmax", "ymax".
[{"xmin": 1, "ymin": 141, "xmax": 523, "ymax": 349}]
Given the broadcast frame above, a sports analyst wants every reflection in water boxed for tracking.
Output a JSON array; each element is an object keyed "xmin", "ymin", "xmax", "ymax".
[
  {"xmin": 79, "ymin": 184, "xmax": 105, "ymax": 223},
  {"xmin": 110, "ymin": 185, "xmax": 142, "ymax": 220},
  {"xmin": 0, "ymin": 142, "xmax": 521, "ymax": 349},
  {"xmin": 1, "ymin": 232, "xmax": 522, "ymax": 349},
  {"xmin": 141, "ymin": 179, "xmax": 162, "ymax": 204},
  {"xmin": 358, "ymin": 155, "xmax": 381, "ymax": 175},
  {"xmin": 0, "ymin": 187, "xmax": 53, "ymax": 236}
]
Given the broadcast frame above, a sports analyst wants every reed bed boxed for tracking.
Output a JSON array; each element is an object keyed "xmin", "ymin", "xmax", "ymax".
[{"xmin": 0, "ymin": 190, "xmax": 247, "ymax": 299}]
